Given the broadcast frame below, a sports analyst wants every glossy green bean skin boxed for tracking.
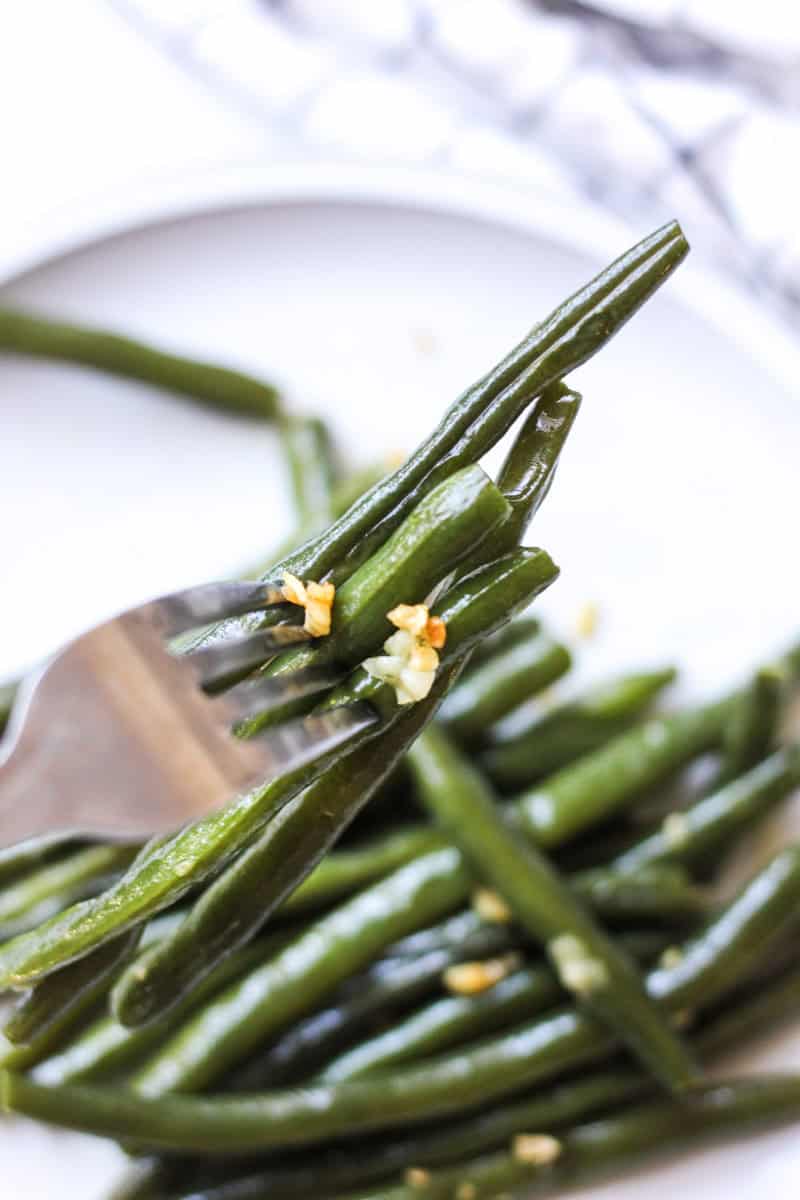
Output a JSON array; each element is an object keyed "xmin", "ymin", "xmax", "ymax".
[
  {"xmin": 570, "ymin": 863, "xmax": 708, "ymax": 923},
  {"xmin": 256, "ymin": 465, "xmax": 511, "ymax": 688},
  {"xmin": 718, "ymin": 666, "xmax": 783, "ymax": 784},
  {"xmin": 494, "ymin": 382, "xmax": 581, "ymax": 538},
  {"xmin": 611, "ymin": 748, "xmax": 800, "ymax": 876},
  {"xmin": 123, "ymin": 962, "xmax": 800, "ymax": 1200},
  {"xmin": 438, "ymin": 632, "xmax": 571, "ymax": 743},
  {"xmin": 9, "ymin": 849, "xmax": 795, "ymax": 1152},
  {"xmin": 0, "ymin": 308, "xmax": 283, "ymax": 420},
  {"xmin": 339, "ymin": 1076, "xmax": 800, "ymax": 1200},
  {"xmin": 646, "ymin": 846, "xmax": 800, "ymax": 1011},
  {"xmin": 464, "ymin": 615, "xmax": 541, "ymax": 672},
  {"xmin": 515, "ymin": 696, "xmax": 735, "ymax": 847},
  {"xmin": 207, "ymin": 223, "xmax": 687, "ymax": 649},
  {"xmin": 280, "ymin": 416, "xmax": 335, "ymax": 530},
  {"xmin": 408, "ymin": 726, "xmax": 697, "ymax": 1093},
  {"xmin": 130, "ymin": 847, "xmax": 472, "ymax": 1096},
  {"xmin": 29, "ymin": 934, "xmax": 295, "ymax": 1087},
  {"xmin": 2, "ymin": 929, "xmax": 140, "ymax": 1051},
  {"xmin": 115, "ymin": 552, "xmax": 557, "ymax": 1028},
  {"xmin": 227, "ymin": 935, "xmax": 532, "ymax": 1092},
  {"xmin": 278, "ymin": 827, "xmax": 445, "ymax": 916},
  {"xmin": 0, "ymin": 844, "xmax": 136, "ymax": 938},
  {"xmin": 482, "ymin": 667, "xmax": 677, "ymax": 789}
]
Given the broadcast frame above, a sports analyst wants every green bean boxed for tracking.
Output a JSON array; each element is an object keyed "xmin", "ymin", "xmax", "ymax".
[
  {"xmin": 0, "ymin": 308, "xmax": 283, "ymax": 421},
  {"xmin": 494, "ymin": 383, "xmax": 581, "ymax": 539},
  {"xmin": 571, "ymin": 863, "xmax": 709, "ymax": 923},
  {"xmin": 718, "ymin": 666, "xmax": 783, "ymax": 784},
  {"xmin": 0, "ymin": 844, "xmax": 136, "ymax": 937},
  {"xmin": 130, "ymin": 847, "xmax": 472, "ymax": 1096},
  {"xmin": 482, "ymin": 667, "xmax": 677, "ymax": 788},
  {"xmin": 320, "ymin": 932, "xmax": 667, "ymax": 1084},
  {"xmin": 280, "ymin": 416, "xmax": 335, "ymax": 530},
  {"xmin": 646, "ymin": 846, "xmax": 800, "ymax": 1012},
  {"xmin": 278, "ymin": 827, "xmax": 446, "ymax": 916},
  {"xmin": 114, "ymin": 551, "xmax": 557, "ymax": 1028},
  {"xmin": 8, "ymin": 849, "xmax": 795, "ymax": 1152},
  {"xmin": 2, "ymin": 928, "xmax": 140, "ymax": 1050},
  {"xmin": 0, "ymin": 930, "xmax": 141, "ymax": 1076},
  {"xmin": 0, "ymin": 837, "xmax": 90, "ymax": 892},
  {"xmin": 610, "ymin": 747, "xmax": 800, "ymax": 876},
  {"xmin": 226, "ymin": 938, "xmax": 527, "ymax": 1091},
  {"xmin": 206, "ymin": 223, "xmax": 687, "ymax": 650},
  {"xmin": 387, "ymin": 909, "xmax": 521, "ymax": 961},
  {"xmin": 463, "ymin": 616, "xmax": 541, "ymax": 672},
  {"xmin": 515, "ymin": 696, "xmax": 736, "ymax": 847},
  {"xmin": 30, "ymin": 934, "xmax": 296, "ymax": 1087},
  {"xmin": 335, "ymin": 1076, "xmax": 800, "ymax": 1200},
  {"xmin": 123, "ymin": 961, "xmax": 800, "ymax": 1200},
  {"xmin": 253, "ymin": 465, "xmax": 511, "ymax": 692},
  {"xmin": 408, "ymin": 726, "xmax": 697, "ymax": 1093},
  {"xmin": 438, "ymin": 632, "xmax": 571, "ymax": 743},
  {"xmin": 696, "ymin": 959, "xmax": 800, "ymax": 1059}
]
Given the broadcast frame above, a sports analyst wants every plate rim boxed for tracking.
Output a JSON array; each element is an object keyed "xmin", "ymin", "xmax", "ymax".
[{"xmin": 1, "ymin": 161, "xmax": 798, "ymax": 395}]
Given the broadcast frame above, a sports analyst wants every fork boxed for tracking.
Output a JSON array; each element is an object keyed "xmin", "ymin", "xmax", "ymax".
[{"xmin": 0, "ymin": 581, "xmax": 376, "ymax": 848}]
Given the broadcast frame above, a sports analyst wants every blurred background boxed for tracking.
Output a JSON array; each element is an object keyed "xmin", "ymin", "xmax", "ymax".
[{"xmin": 2, "ymin": 0, "xmax": 799, "ymax": 324}]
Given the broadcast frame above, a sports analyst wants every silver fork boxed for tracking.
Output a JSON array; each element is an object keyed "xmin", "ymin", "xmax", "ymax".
[{"xmin": 0, "ymin": 581, "xmax": 376, "ymax": 848}]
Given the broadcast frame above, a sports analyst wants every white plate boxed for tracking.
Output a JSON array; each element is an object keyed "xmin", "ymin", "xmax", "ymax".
[{"xmin": 1, "ymin": 165, "xmax": 798, "ymax": 1198}]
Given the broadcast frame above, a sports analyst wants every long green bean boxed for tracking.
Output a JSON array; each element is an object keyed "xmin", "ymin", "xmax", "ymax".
[
  {"xmin": 718, "ymin": 666, "xmax": 783, "ymax": 784},
  {"xmin": 408, "ymin": 725, "xmax": 697, "ymax": 1092},
  {"xmin": 131, "ymin": 847, "xmax": 472, "ymax": 1096},
  {"xmin": 610, "ymin": 747, "xmax": 800, "ymax": 876},
  {"xmin": 335, "ymin": 1076, "xmax": 800, "ymax": 1200},
  {"xmin": 280, "ymin": 416, "xmax": 336, "ymax": 530},
  {"xmin": 438, "ymin": 632, "xmax": 571, "ymax": 742},
  {"xmin": 0, "ymin": 308, "xmax": 283, "ymax": 421},
  {"xmin": 205, "ymin": 223, "xmax": 686, "ymax": 654},
  {"xmin": 482, "ymin": 666, "xmax": 677, "ymax": 788}
]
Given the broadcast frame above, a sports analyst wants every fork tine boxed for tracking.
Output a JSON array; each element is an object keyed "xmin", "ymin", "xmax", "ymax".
[
  {"xmin": 189, "ymin": 627, "xmax": 313, "ymax": 690},
  {"xmin": 225, "ymin": 665, "xmax": 344, "ymax": 723},
  {"xmin": 253, "ymin": 702, "xmax": 378, "ymax": 778},
  {"xmin": 150, "ymin": 581, "xmax": 289, "ymax": 637}
]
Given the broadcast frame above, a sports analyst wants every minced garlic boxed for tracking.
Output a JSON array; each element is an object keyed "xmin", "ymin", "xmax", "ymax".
[
  {"xmin": 281, "ymin": 572, "xmax": 335, "ymax": 637},
  {"xmin": 512, "ymin": 1132, "xmax": 563, "ymax": 1166},
  {"xmin": 404, "ymin": 1166, "xmax": 431, "ymax": 1188},
  {"xmin": 455, "ymin": 1184, "xmax": 477, "ymax": 1200},
  {"xmin": 363, "ymin": 603, "xmax": 446, "ymax": 705},
  {"xmin": 661, "ymin": 811, "xmax": 690, "ymax": 849},
  {"xmin": 443, "ymin": 953, "xmax": 520, "ymax": 996},
  {"xmin": 659, "ymin": 945, "xmax": 684, "ymax": 970},
  {"xmin": 472, "ymin": 887, "xmax": 512, "ymax": 924},
  {"xmin": 549, "ymin": 933, "xmax": 609, "ymax": 996}
]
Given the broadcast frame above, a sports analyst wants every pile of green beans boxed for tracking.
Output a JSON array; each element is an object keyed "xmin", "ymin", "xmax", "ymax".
[{"xmin": 4, "ymin": 221, "xmax": 800, "ymax": 1200}]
